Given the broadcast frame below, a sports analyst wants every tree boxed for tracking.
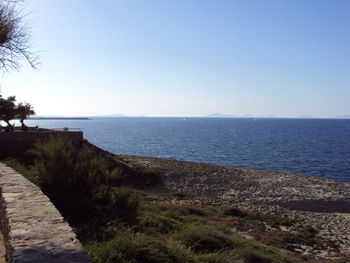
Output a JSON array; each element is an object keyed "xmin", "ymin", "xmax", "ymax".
[
  {"xmin": 16, "ymin": 101, "xmax": 34, "ymax": 129},
  {"xmin": 0, "ymin": 95, "xmax": 16, "ymax": 130},
  {"xmin": 0, "ymin": 0, "xmax": 38, "ymax": 71}
]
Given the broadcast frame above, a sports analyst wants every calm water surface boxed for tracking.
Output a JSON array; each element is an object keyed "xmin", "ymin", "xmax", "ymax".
[{"xmin": 24, "ymin": 118, "xmax": 350, "ymax": 183}]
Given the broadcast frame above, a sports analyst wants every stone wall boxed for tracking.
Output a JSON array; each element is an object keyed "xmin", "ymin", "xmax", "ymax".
[
  {"xmin": 0, "ymin": 163, "xmax": 91, "ymax": 263},
  {"xmin": 0, "ymin": 130, "xmax": 83, "ymax": 158}
]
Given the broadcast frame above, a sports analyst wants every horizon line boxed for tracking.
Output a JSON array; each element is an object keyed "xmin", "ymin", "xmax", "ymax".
[{"xmin": 28, "ymin": 114, "xmax": 350, "ymax": 119}]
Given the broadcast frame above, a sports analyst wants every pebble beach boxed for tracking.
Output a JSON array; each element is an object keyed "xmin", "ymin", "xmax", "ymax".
[{"xmin": 123, "ymin": 155, "xmax": 350, "ymax": 259}]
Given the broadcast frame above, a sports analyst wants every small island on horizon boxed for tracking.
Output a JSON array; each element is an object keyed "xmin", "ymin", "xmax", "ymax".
[{"xmin": 28, "ymin": 117, "xmax": 90, "ymax": 120}]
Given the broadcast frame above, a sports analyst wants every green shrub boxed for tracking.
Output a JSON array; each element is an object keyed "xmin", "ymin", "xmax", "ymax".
[
  {"xmin": 94, "ymin": 186, "xmax": 139, "ymax": 209},
  {"xmin": 197, "ymin": 253, "xmax": 231, "ymax": 263},
  {"xmin": 87, "ymin": 230, "xmax": 198, "ymax": 263},
  {"xmin": 137, "ymin": 209, "xmax": 181, "ymax": 234},
  {"xmin": 29, "ymin": 136, "xmax": 112, "ymax": 196},
  {"xmin": 234, "ymin": 243, "xmax": 298, "ymax": 263},
  {"xmin": 173, "ymin": 223, "xmax": 241, "ymax": 253},
  {"xmin": 12, "ymin": 136, "xmax": 141, "ymax": 241},
  {"xmin": 162, "ymin": 205, "xmax": 208, "ymax": 221}
]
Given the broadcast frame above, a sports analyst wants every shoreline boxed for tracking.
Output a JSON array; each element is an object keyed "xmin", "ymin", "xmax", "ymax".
[
  {"xmin": 125, "ymin": 154, "xmax": 350, "ymax": 185},
  {"xmin": 120, "ymin": 155, "xmax": 350, "ymax": 257},
  {"xmin": 121, "ymin": 155, "xmax": 350, "ymax": 205}
]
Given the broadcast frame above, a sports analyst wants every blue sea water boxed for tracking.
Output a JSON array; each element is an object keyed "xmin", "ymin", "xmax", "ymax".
[{"xmin": 24, "ymin": 118, "xmax": 350, "ymax": 183}]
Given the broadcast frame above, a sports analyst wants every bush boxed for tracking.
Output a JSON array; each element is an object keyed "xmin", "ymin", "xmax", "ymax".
[
  {"xmin": 87, "ymin": 230, "xmax": 198, "ymax": 263},
  {"xmin": 137, "ymin": 209, "xmax": 181, "ymax": 234},
  {"xmin": 29, "ymin": 136, "xmax": 112, "ymax": 196},
  {"xmin": 234, "ymin": 243, "xmax": 297, "ymax": 263},
  {"xmin": 19, "ymin": 136, "xmax": 140, "ymax": 241},
  {"xmin": 94, "ymin": 185, "xmax": 139, "ymax": 209},
  {"xmin": 197, "ymin": 253, "xmax": 231, "ymax": 263},
  {"xmin": 173, "ymin": 223, "xmax": 240, "ymax": 253}
]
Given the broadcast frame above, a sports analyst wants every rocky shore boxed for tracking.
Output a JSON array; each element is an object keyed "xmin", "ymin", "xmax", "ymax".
[{"xmin": 122, "ymin": 155, "xmax": 350, "ymax": 259}]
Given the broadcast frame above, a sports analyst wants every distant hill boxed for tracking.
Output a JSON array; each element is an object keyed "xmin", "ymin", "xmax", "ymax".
[
  {"xmin": 296, "ymin": 115, "xmax": 314, "ymax": 118},
  {"xmin": 93, "ymin": 114, "xmax": 148, "ymax": 118},
  {"xmin": 28, "ymin": 116, "xmax": 89, "ymax": 120},
  {"xmin": 205, "ymin": 113, "xmax": 238, "ymax": 118},
  {"xmin": 204, "ymin": 113, "xmax": 261, "ymax": 118},
  {"xmin": 98, "ymin": 114, "xmax": 126, "ymax": 117}
]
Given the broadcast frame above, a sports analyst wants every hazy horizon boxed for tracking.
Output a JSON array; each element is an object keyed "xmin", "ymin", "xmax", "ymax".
[{"xmin": 29, "ymin": 113, "xmax": 350, "ymax": 119}]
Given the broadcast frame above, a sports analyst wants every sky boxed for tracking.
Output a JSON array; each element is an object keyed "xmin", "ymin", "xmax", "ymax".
[{"xmin": 1, "ymin": 0, "xmax": 349, "ymax": 117}]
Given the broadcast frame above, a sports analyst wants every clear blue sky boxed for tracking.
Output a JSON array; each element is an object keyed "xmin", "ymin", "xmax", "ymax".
[{"xmin": 1, "ymin": 0, "xmax": 349, "ymax": 117}]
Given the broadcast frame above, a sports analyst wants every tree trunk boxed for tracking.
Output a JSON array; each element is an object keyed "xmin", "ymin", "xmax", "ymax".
[
  {"xmin": 20, "ymin": 119, "xmax": 26, "ymax": 130},
  {"xmin": 5, "ymin": 121, "xmax": 13, "ymax": 131}
]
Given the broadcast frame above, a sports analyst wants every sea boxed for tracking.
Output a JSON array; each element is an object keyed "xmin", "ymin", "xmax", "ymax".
[{"xmin": 23, "ymin": 117, "xmax": 350, "ymax": 184}]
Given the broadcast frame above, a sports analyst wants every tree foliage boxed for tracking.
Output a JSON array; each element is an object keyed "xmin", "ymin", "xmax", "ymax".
[
  {"xmin": 16, "ymin": 101, "xmax": 34, "ymax": 128},
  {"xmin": 0, "ymin": 95, "xmax": 15, "ymax": 129},
  {"xmin": 0, "ymin": 95, "xmax": 35, "ymax": 130},
  {"xmin": 0, "ymin": 0, "xmax": 38, "ymax": 71}
]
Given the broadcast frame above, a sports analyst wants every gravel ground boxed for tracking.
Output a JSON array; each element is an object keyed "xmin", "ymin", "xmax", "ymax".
[{"xmin": 122, "ymin": 155, "xmax": 350, "ymax": 259}]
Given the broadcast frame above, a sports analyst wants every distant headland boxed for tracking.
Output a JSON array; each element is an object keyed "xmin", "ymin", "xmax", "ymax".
[{"xmin": 28, "ymin": 117, "xmax": 90, "ymax": 120}]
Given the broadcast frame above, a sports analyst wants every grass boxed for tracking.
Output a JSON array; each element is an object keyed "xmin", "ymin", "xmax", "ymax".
[
  {"xmin": 86, "ymin": 230, "xmax": 198, "ymax": 263},
  {"xmin": 172, "ymin": 222, "xmax": 239, "ymax": 253},
  {"xmin": 84, "ymin": 201, "xmax": 300, "ymax": 263},
  {"xmin": 3, "ymin": 136, "xmax": 339, "ymax": 262}
]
